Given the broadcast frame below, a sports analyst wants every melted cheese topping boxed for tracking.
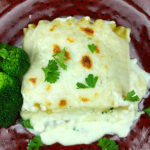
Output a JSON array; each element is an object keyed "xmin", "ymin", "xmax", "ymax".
[{"xmin": 21, "ymin": 17, "xmax": 150, "ymax": 146}]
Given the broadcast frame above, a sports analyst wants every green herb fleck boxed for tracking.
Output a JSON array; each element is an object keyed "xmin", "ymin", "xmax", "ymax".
[
  {"xmin": 124, "ymin": 90, "xmax": 140, "ymax": 102},
  {"xmin": 19, "ymin": 118, "xmax": 33, "ymax": 129},
  {"xmin": 53, "ymin": 48, "xmax": 67, "ymax": 70},
  {"xmin": 85, "ymin": 74, "xmax": 98, "ymax": 88},
  {"xmin": 76, "ymin": 83, "xmax": 89, "ymax": 89},
  {"xmin": 88, "ymin": 37, "xmax": 92, "ymax": 40},
  {"xmin": 27, "ymin": 136, "xmax": 43, "ymax": 150},
  {"xmin": 76, "ymin": 74, "xmax": 98, "ymax": 89},
  {"xmin": 88, "ymin": 44, "xmax": 96, "ymax": 53},
  {"xmin": 102, "ymin": 107, "xmax": 114, "ymax": 114},
  {"xmin": 98, "ymin": 137, "xmax": 118, "ymax": 150},
  {"xmin": 73, "ymin": 127, "xmax": 79, "ymax": 132},
  {"xmin": 73, "ymin": 127, "xmax": 76, "ymax": 130},
  {"xmin": 144, "ymin": 107, "xmax": 150, "ymax": 116},
  {"xmin": 42, "ymin": 60, "xmax": 60, "ymax": 84}
]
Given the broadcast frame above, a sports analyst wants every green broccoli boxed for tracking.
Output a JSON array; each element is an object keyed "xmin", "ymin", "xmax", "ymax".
[
  {"xmin": 0, "ymin": 72, "xmax": 20, "ymax": 94},
  {"xmin": 0, "ymin": 72, "xmax": 23, "ymax": 128},
  {"xmin": 0, "ymin": 42, "xmax": 13, "ymax": 50},
  {"xmin": 0, "ymin": 42, "xmax": 30, "ymax": 77},
  {"xmin": 0, "ymin": 92, "xmax": 23, "ymax": 128}
]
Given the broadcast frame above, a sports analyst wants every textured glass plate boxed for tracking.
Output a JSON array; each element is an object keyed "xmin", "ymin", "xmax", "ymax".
[{"xmin": 0, "ymin": 0, "xmax": 150, "ymax": 150}]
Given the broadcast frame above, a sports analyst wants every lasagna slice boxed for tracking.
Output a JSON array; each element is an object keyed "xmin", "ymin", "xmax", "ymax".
[{"xmin": 21, "ymin": 17, "xmax": 149, "ymax": 145}]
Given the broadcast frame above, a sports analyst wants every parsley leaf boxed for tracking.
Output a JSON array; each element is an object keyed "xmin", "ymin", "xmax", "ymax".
[
  {"xmin": 76, "ymin": 82, "xmax": 89, "ymax": 89},
  {"xmin": 124, "ymin": 90, "xmax": 140, "ymax": 102},
  {"xmin": 42, "ymin": 60, "xmax": 60, "ymax": 83},
  {"xmin": 144, "ymin": 107, "xmax": 150, "ymax": 116},
  {"xmin": 42, "ymin": 49, "xmax": 68, "ymax": 84},
  {"xmin": 88, "ymin": 43, "xmax": 96, "ymax": 53},
  {"xmin": 53, "ymin": 48, "xmax": 67, "ymax": 70},
  {"xmin": 76, "ymin": 74, "xmax": 98, "ymax": 89},
  {"xmin": 98, "ymin": 137, "xmax": 119, "ymax": 150},
  {"xmin": 27, "ymin": 136, "xmax": 43, "ymax": 150},
  {"xmin": 85, "ymin": 74, "xmax": 98, "ymax": 88},
  {"xmin": 19, "ymin": 118, "xmax": 33, "ymax": 129}
]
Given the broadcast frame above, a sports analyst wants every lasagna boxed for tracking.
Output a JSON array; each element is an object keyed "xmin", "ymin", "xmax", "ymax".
[{"xmin": 21, "ymin": 17, "xmax": 150, "ymax": 145}]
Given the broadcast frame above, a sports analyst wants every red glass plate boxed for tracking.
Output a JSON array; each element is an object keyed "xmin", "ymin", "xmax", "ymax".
[{"xmin": 0, "ymin": 0, "xmax": 150, "ymax": 150}]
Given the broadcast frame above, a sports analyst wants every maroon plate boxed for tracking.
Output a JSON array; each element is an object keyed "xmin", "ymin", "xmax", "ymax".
[{"xmin": 0, "ymin": 0, "xmax": 150, "ymax": 150}]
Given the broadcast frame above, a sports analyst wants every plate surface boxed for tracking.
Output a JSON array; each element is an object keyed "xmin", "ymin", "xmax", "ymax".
[{"xmin": 0, "ymin": 0, "xmax": 150, "ymax": 150}]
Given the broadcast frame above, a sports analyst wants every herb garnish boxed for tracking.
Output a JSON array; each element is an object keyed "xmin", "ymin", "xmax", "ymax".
[
  {"xmin": 88, "ymin": 37, "xmax": 92, "ymax": 40},
  {"xmin": 88, "ymin": 43, "xmax": 96, "ymax": 53},
  {"xmin": 19, "ymin": 118, "xmax": 33, "ymax": 129},
  {"xmin": 42, "ymin": 60, "xmax": 60, "ymax": 83},
  {"xmin": 42, "ymin": 49, "xmax": 68, "ymax": 84},
  {"xmin": 53, "ymin": 48, "xmax": 67, "ymax": 70},
  {"xmin": 124, "ymin": 90, "xmax": 140, "ymax": 102},
  {"xmin": 27, "ymin": 136, "xmax": 43, "ymax": 150},
  {"xmin": 98, "ymin": 137, "xmax": 119, "ymax": 150},
  {"xmin": 76, "ymin": 74, "xmax": 98, "ymax": 89},
  {"xmin": 144, "ymin": 107, "xmax": 150, "ymax": 116}
]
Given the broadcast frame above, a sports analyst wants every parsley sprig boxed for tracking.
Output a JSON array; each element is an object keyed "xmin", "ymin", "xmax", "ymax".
[
  {"xmin": 124, "ymin": 90, "xmax": 140, "ymax": 102},
  {"xmin": 53, "ymin": 48, "xmax": 67, "ymax": 70},
  {"xmin": 76, "ymin": 74, "xmax": 98, "ymax": 89},
  {"xmin": 19, "ymin": 118, "xmax": 33, "ymax": 129},
  {"xmin": 144, "ymin": 107, "xmax": 150, "ymax": 116},
  {"xmin": 42, "ymin": 48, "xmax": 67, "ymax": 84},
  {"xmin": 88, "ymin": 43, "xmax": 96, "ymax": 53},
  {"xmin": 42, "ymin": 60, "xmax": 60, "ymax": 83},
  {"xmin": 27, "ymin": 136, "xmax": 43, "ymax": 150},
  {"xmin": 98, "ymin": 137, "xmax": 119, "ymax": 150}
]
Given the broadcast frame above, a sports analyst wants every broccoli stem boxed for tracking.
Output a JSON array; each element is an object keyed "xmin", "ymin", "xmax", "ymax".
[{"xmin": 0, "ymin": 48, "xmax": 9, "ymax": 59}]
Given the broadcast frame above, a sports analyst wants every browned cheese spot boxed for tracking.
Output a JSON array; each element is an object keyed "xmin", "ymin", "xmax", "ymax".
[
  {"xmin": 46, "ymin": 85, "xmax": 51, "ymax": 91},
  {"xmin": 50, "ymin": 25, "xmax": 57, "ymax": 31},
  {"xmin": 66, "ymin": 37, "xmax": 75, "ymax": 43},
  {"xmin": 53, "ymin": 45, "xmax": 70, "ymax": 61},
  {"xmin": 122, "ymin": 95, "xmax": 126, "ymax": 99},
  {"xmin": 81, "ymin": 55, "xmax": 92, "ymax": 69},
  {"xmin": 53, "ymin": 44, "xmax": 61, "ymax": 54},
  {"xmin": 65, "ymin": 51, "xmax": 70, "ymax": 61},
  {"xmin": 95, "ymin": 46, "xmax": 100, "ymax": 54},
  {"xmin": 80, "ymin": 27, "xmax": 94, "ymax": 36},
  {"xmin": 29, "ymin": 78, "xmax": 37, "ymax": 85},
  {"xmin": 34, "ymin": 103, "xmax": 41, "ymax": 109},
  {"xmin": 59, "ymin": 99, "xmax": 67, "ymax": 107},
  {"xmin": 80, "ymin": 97, "xmax": 90, "ymax": 102}
]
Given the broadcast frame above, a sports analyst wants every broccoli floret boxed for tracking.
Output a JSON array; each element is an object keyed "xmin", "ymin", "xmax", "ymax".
[
  {"xmin": 0, "ymin": 72, "xmax": 20, "ymax": 95},
  {"xmin": 0, "ymin": 92, "xmax": 23, "ymax": 128},
  {"xmin": 0, "ymin": 43, "xmax": 30, "ymax": 77},
  {"xmin": 0, "ymin": 42, "xmax": 13, "ymax": 50},
  {"xmin": 0, "ymin": 72, "xmax": 23, "ymax": 128}
]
